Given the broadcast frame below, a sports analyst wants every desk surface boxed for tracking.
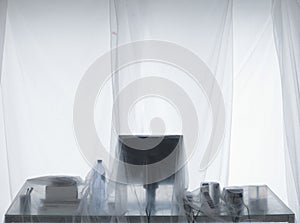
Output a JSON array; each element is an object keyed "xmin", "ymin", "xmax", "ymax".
[{"xmin": 5, "ymin": 181, "xmax": 294, "ymax": 223}]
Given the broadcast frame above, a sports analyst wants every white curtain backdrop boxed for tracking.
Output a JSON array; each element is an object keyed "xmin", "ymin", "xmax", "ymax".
[
  {"xmin": 229, "ymin": 0, "xmax": 287, "ymax": 200},
  {"xmin": 272, "ymin": 0, "xmax": 300, "ymax": 219},
  {"xmin": 104, "ymin": 0, "xmax": 233, "ymax": 216},
  {"xmin": 0, "ymin": 1, "xmax": 111, "ymax": 221},
  {"xmin": 0, "ymin": 0, "xmax": 10, "ymax": 220},
  {"xmin": 110, "ymin": 0, "xmax": 233, "ymax": 190},
  {"xmin": 0, "ymin": 0, "xmax": 298, "ymax": 221},
  {"xmin": 0, "ymin": 0, "xmax": 6, "ymax": 79}
]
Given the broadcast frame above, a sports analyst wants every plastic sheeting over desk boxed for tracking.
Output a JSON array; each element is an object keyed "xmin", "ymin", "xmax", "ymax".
[
  {"xmin": 3, "ymin": 136, "xmax": 295, "ymax": 222},
  {"xmin": 5, "ymin": 177, "xmax": 294, "ymax": 223}
]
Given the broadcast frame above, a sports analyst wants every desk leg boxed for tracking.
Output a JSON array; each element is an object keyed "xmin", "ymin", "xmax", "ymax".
[{"xmin": 289, "ymin": 215, "xmax": 295, "ymax": 223}]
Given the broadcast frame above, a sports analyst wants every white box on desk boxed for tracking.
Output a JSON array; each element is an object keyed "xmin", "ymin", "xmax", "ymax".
[{"xmin": 45, "ymin": 185, "xmax": 78, "ymax": 202}]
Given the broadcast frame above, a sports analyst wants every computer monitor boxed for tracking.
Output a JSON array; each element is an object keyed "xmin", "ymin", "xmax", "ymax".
[{"xmin": 118, "ymin": 135, "xmax": 183, "ymax": 214}]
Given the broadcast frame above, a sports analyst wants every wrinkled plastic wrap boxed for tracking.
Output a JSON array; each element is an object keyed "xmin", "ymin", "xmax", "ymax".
[
  {"xmin": 5, "ymin": 172, "xmax": 295, "ymax": 223},
  {"xmin": 4, "ymin": 132, "xmax": 294, "ymax": 223},
  {"xmin": 77, "ymin": 135, "xmax": 189, "ymax": 222}
]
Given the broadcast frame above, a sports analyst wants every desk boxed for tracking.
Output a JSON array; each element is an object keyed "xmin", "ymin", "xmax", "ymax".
[{"xmin": 5, "ymin": 181, "xmax": 294, "ymax": 223}]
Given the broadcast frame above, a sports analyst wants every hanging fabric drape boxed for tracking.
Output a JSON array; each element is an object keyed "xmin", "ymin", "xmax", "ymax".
[
  {"xmin": 0, "ymin": 0, "xmax": 110, "ymax": 202},
  {"xmin": 101, "ymin": 0, "xmax": 234, "ymax": 220},
  {"xmin": 0, "ymin": 0, "xmax": 11, "ymax": 221},
  {"xmin": 109, "ymin": 0, "xmax": 233, "ymax": 191},
  {"xmin": 0, "ymin": 0, "xmax": 7, "ymax": 80},
  {"xmin": 1, "ymin": 0, "xmax": 297, "ymax": 222},
  {"xmin": 272, "ymin": 0, "xmax": 300, "ymax": 221},
  {"xmin": 229, "ymin": 0, "xmax": 288, "ymax": 200}
]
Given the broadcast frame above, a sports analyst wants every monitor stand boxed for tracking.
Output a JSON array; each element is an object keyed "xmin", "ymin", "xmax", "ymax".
[{"xmin": 144, "ymin": 183, "xmax": 158, "ymax": 215}]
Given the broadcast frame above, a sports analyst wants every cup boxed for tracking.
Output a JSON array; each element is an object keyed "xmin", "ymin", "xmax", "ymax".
[
  {"xmin": 223, "ymin": 187, "xmax": 244, "ymax": 214},
  {"xmin": 209, "ymin": 182, "xmax": 220, "ymax": 205},
  {"xmin": 19, "ymin": 194, "xmax": 31, "ymax": 213},
  {"xmin": 200, "ymin": 182, "xmax": 220, "ymax": 207}
]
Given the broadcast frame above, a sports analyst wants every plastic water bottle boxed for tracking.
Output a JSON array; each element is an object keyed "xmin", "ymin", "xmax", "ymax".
[{"xmin": 91, "ymin": 160, "xmax": 106, "ymax": 212}]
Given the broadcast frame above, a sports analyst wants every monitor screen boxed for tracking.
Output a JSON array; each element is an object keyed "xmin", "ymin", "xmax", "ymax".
[{"xmin": 118, "ymin": 135, "xmax": 183, "ymax": 185}]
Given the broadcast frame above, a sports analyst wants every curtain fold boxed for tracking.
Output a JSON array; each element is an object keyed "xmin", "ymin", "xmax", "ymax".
[
  {"xmin": 1, "ymin": 0, "xmax": 296, "ymax": 221},
  {"xmin": 0, "ymin": 0, "xmax": 7, "ymax": 80},
  {"xmin": 0, "ymin": 0, "xmax": 11, "ymax": 222},
  {"xmin": 110, "ymin": 0, "xmax": 233, "ymax": 191},
  {"xmin": 229, "ymin": 0, "xmax": 288, "ymax": 201},
  {"xmin": 272, "ymin": 0, "xmax": 300, "ymax": 220},
  {"xmin": 1, "ymin": 0, "xmax": 110, "ymax": 202},
  {"xmin": 105, "ymin": 0, "xmax": 234, "ymax": 219}
]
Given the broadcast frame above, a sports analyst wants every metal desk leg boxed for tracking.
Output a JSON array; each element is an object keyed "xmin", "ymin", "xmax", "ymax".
[{"xmin": 288, "ymin": 214, "xmax": 295, "ymax": 223}]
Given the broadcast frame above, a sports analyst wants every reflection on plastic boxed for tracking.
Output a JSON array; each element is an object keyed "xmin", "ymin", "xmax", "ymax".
[{"xmin": 5, "ymin": 176, "xmax": 294, "ymax": 223}]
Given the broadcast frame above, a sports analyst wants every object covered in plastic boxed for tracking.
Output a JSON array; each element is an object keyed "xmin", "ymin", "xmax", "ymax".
[
  {"xmin": 3, "ymin": 136, "xmax": 295, "ymax": 223},
  {"xmin": 5, "ymin": 178, "xmax": 295, "ymax": 223},
  {"xmin": 77, "ymin": 135, "xmax": 188, "ymax": 220}
]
